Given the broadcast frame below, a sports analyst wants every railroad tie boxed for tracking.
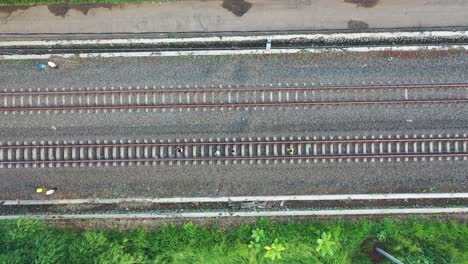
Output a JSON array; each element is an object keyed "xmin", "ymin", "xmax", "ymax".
[
  {"xmin": 248, "ymin": 137, "xmax": 253, "ymax": 165},
  {"xmin": 0, "ymin": 142, "xmax": 3, "ymax": 168},
  {"xmin": 232, "ymin": 138, "xmax": 238, "ymax": 165},
  {"xmin": 200, "ymin": 138, "xmax": 205, "ymax": 165},
  {"xmin": 297, "ymin": 137, "xmax": 302, "ymax": 164},
  {"xmin": 257, "ymin": 137, "xmax": 262, "ymax": 164},
  {"xmin": 158, "ymin": 140, "xmax": 164, "ymax": 164},
  {"xmin": 224, "ymin": 138, "xmax": 230, "ymax": 165},
  {"xmin": 167, "ymin": 139, "xmax": 173, "ymax": 166},
  {"xmin": 151, "ymin": 139, "xmax": 157, "ymax": 166}
]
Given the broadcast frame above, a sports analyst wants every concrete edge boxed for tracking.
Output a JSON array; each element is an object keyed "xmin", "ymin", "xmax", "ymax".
[
  {"xmin": 0, "ymin": 207, "xmax": 466, "ymax": 219},
  {"xmin": 2, "ymin": 44, "xmax": 468, "ymax": 60},
  {"xmin": 2, "ymin": 27, "xmax": 468, "ymax": 39},
  {"xmin": 2, "ymin": 192, "xmax": 467, "ymax": 206},
  {"xmin": 1, "ymin": 30, "xmax": 467, "ymax": 47}
]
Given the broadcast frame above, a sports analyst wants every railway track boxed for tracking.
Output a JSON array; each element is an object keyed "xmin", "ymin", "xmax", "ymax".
[
  {"xmin": 0, "ymin": 134, "xmax": 466, "ymax": 168},
  {"xmin": 1, "ymin": 83, "xmax": 467, "ymax": 113}
]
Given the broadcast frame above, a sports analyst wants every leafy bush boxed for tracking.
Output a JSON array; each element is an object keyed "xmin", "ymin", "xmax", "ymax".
[
  {"xmin": 316, "ymin": 232, "xmax": 336, "ymax": 257},
  {"xmin": 263, "ymin": 238, "xmax": 286, "ymax": 261},
  {"xmin": 248, "ymin": 228, "xmax": 265, "ymax": 249}
]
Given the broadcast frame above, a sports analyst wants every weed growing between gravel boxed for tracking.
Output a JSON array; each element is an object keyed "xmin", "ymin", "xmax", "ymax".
[{"xmin": 0, "ymin": 217, "xmax": 466, "ymax": 263}]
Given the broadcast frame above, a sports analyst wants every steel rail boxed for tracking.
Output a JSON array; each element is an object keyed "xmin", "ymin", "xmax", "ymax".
[
  {"xmin": 0, "ymin": 83, "xmax": 467, "ymax": 96},
  {"xmin": 1, "ymin": 153, "xmax": 467, "ymax": 165},
  {"xmin": 0, "ymin": 98, "xmax": 466, "ymax": 112},
  {"xmin": 1, "ymin": 136, "xmax": 465, "ymax": 167},
  {"xmin": 0, "ymin": 137, "xmax": 465, "ymax": 149},
  {"xmin": 0, "ymin": 153, "xmax": 466, "ymax": 165},
  {"xmin": 1, "ymin": 83, "xmax": 466, "ymax": 112}
]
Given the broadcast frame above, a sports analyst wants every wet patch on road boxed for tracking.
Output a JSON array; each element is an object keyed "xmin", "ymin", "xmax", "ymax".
[
  {"xmin": 347, "ymin": 20, "xmax": 369, "ymax": 29},
  {"xmin": 47, "ymin": 4, "xmax": 113, "ymax": 17},
  {"xmin": 222, "ymin": 0, "xmax": 252, "ymax": 17},
  {"xmin": 344, "ymin": 0, "xmax": 379, "ymax": 8}
]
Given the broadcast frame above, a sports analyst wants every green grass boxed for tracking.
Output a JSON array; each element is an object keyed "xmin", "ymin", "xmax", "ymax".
[
  {"xmin": 0, "ymin": 0, "xmax": 167, "ymax": 6},
  {"xmin": 0, "ymin": 217, "xmax": 466, "ymax": 263}
]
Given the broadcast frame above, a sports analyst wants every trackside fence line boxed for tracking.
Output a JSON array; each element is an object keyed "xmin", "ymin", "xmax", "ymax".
[
  {"xmin": 0, "ymin": 30, "xmax": 467, "ymax": 47},
  {"xmin": 2, "ymin": 44, "xmax": 468, "ymax": 60},
  {"xmin": 0, "ymin": 207, "xmax": 466, "ymax": 220},
  {"xmin": 2, "ymin": 193, "xmax": 468, "ymax": 206}
]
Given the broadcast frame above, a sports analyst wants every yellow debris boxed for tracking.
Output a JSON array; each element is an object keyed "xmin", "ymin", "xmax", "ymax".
[{"xmin": 36, "ymin": 188, "xmax": 43, "ymax": 193}]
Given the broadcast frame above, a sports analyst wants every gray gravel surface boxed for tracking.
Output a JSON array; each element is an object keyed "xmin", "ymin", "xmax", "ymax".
[
  {"xmin": 1, "ymin": 51, "xmax": 468, "ymax": 90},
  {"xmin": 0, "ymin": 50, "xmax": 467, "ymax": 200},
  {"xmin": 0, "ymin": 105, "xmax": 465, "ymax": 142},
  {"xmin": 0, "ymin": 160, "xmax": 466, "ymax": 200}
]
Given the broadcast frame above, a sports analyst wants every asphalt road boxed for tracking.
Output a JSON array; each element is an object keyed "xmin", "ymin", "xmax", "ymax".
[
  {"xmin": 0, "ymin": 50, "xmax": 467, "ymax": 200},
  {"xmin": 1, "ymin": 0, "xmax": 468, "ymax": 34}
]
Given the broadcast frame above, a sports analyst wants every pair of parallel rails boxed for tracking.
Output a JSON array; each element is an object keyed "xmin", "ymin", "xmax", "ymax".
[
  {"xmin": 0, "ymin": 135, "xmax": 466, "ymax": 167},
  {"xmin": 0, "ymin": 83, "xmax": 466, "ymax": 167},
  {"xmin": 0, "ymin": 83, "xmax": 466, "ymax": 112}
]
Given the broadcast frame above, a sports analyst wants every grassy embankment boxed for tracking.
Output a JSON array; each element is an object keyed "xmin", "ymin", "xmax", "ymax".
[
  {"xmin": 0, "ymin": 0, "xmax": 163, "ymax": 5},
  {"xmin": 0, "ymin": 217, "xmax": 466, "ymax": 263}
]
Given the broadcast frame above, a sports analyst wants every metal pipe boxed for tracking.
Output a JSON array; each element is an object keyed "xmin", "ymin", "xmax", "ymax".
[{"xmin": 375, "ymin": 247, "xmax": 404, "ymax": 264}]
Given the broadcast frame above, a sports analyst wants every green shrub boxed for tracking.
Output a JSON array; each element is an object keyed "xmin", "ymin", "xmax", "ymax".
[{"xmin": 316, "ymin": 232, "xmax": 336, "ymax": 257}]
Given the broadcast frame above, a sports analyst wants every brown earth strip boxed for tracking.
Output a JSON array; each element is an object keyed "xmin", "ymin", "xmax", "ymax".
[
  {"xmin": 375, "ymin": 50, "xmax": 468, "ymax": 60},
  {"xmin": 44, "ymin": 214, "xmax": 468, "ymax": 231},
  {"xmin": 360, "ymin": 239, "xmax": 386, "ymax": 263},
  {"xmin": 0, "ymin": 5, "xmax": 29, "ymax": 19},
  {"xmin": 47, "ymin": 4, "xmax": 114, "ymax": 17},
  {"xmin": 0, "ymin": 5, "xmax": 29, "ymax": 14}
]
